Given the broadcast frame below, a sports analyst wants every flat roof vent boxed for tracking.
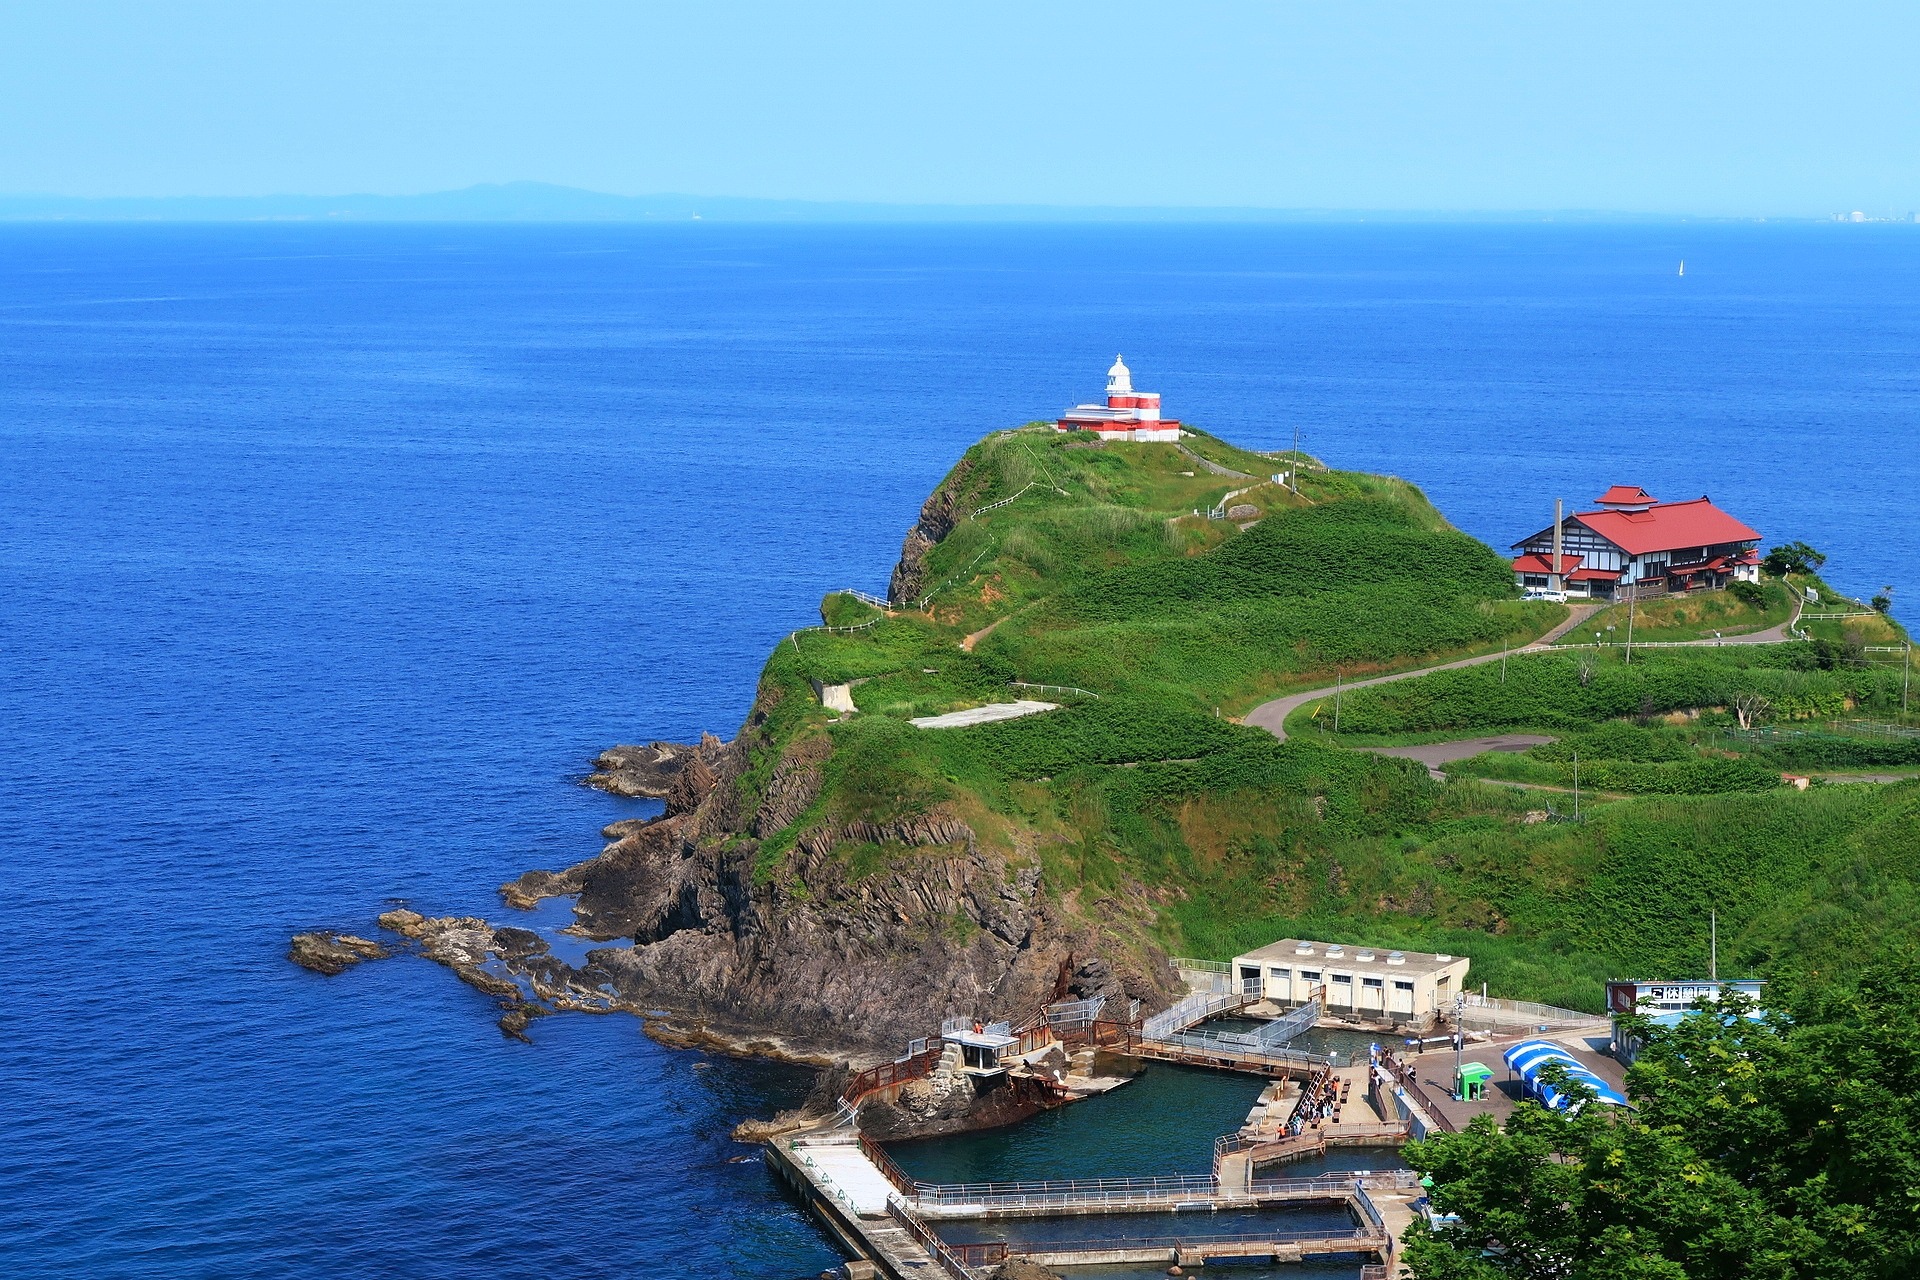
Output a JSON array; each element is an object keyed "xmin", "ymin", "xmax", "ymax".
[
  {"xmin": 1436, "ymin": 954, "xmax": 1453, "ymax": 962},
  {"xmin": 1294, "ymin": 942, "xmax": 1314, "ymax": 955},
  {"xmin": 1356, "ymin": 949, "xmax": 1376, "ymax": 962},
  {"xmin": 1386, "ymin": 951, "xmax": 1407, "ymax": 965},
  {"xmin": 1326, "ymin": 945, "xmax": 1345, "ymax": 957}
]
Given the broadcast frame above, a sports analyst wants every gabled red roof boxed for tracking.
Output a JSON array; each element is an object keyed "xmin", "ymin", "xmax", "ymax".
[
  {"xmin": 1513, "ymin": 553, "xmax": 1582, "ymax": 575},
  {"xmin": 1595, "ymin": 484, "xmax": 1657, "ymax": 507},
  {"xmin": 1574, "ymin": 497, "xmax": 1759, "ymax": 557}
]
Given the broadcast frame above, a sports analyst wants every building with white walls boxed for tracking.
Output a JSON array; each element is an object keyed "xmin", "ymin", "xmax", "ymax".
[
  {"xmin": 1231, "ymin": 938, "xmax": 1471, "ymax": 1023},
  {"xmin": 1054, "ymin": 355, "xmax": 1183, "ymax": 442}
]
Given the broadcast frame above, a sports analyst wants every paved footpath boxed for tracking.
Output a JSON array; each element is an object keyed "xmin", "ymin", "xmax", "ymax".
[
  {"xmin": 1246, "ymin": 600, "xmax": 1804, "ymax": 743},
  {"xmin": 1244, "ymin": 606, "xmax": 1600, "ymax": 742}
]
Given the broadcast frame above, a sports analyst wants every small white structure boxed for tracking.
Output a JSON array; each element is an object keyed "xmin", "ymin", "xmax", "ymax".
[
  {"xmin": 1054, "ymin": 356, "xmax": 1183, "ymax": 442},
  {"xmin": 1231, "ymin": 938, "xmax": 1471, "ymax": 1023},
  {"xmin": 942, "ymin": 1019, "xmax": 1018, "ymax": 1075}
]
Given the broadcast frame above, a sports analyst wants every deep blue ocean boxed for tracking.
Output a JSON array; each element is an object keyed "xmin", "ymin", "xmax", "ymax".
[{"xmin": 4, "ymin": 222, "xmax": 1915, "ymax": 1278}]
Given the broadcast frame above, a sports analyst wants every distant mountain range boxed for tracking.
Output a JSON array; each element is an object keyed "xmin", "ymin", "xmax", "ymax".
[{"xmin": 0, "ymin": 181, "xmax": 1703, "ymax": 224}]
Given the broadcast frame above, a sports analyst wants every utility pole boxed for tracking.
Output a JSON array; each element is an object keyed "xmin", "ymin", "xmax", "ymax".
[
  {"xmin": 1572, "ymin": 750, "xmax": 1581, "ymax": 821},
  {"xmin": 1453, "ymin": 994, "xmax": 1465, "ymax": 1099},
  {"xmin": 1710, "ymin": 909, "xmax": 1718, "ymax": 981},
  {"xmin": 1334, "ymin": 668, "xmax": 1343, "ymax": 733},
  {"xmin": 1905, "ymin": 645, "xmax": 1911, "ymax": 716},
  {"xmin": 1625, "ymin": 593, "xmax": 1637, "ymax": 665},
  {"xmin": 1501, "ymin": 639, "xmax": 1508, "ymax": 684},
  {"xmin": 1291, "ymin": 425, "xmax": 1302, "ymax": 495}
]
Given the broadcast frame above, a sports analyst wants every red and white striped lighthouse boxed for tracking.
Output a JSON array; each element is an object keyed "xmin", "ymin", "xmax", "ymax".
[{"xmin": 1054, "ymin": 356, "xmax": 1183, "ymax": 442}]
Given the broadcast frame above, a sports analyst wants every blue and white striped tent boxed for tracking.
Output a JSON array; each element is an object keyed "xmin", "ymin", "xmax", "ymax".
[{"xmin": 1502, "ymin": 1039, "xmax": 1629, "ymax": 1110}]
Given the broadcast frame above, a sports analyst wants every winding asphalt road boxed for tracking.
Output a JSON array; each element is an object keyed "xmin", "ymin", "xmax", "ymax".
[{"xmin": 1243, "ymin": 601, "xmax": 1802, "ymax": 743}]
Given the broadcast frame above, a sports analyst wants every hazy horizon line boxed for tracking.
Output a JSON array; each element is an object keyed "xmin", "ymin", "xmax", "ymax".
[{"xmin": 0, "ymin": 180, "xmax": 1898, "ymax": 225}]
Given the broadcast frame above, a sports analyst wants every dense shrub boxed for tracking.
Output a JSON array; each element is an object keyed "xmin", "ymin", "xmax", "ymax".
[
  {"xmin": 1752, "ymin": 733, "xmax": 1920, "ymax": 770},
  {"xmin": 1055, "ymin": 499, "xmax": 1515, "ymax": 623},
  {"xmin": 1577, "ymin": 757, "xmax": 1783, "ymax": 795},
  {"xmin": 1532, "ymin": 723, "xmax": 1696, "ymax": 763},
  {"xmin": 1329, "ymin": 648, "xmax": 1885, "ymax": 736},
  {"xmin": 943, "ymin": 696, "xmax": 1244, "ymax": 780}
]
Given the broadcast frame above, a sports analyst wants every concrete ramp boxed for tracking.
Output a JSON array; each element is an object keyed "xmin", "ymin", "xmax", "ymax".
[{"xmin": 910, "ymin": 700, "xmax": 1057, "ymax": 729}]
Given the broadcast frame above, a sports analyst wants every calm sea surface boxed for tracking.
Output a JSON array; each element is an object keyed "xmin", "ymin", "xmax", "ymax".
[{"xmin": 3, "ymin": 223, "xmax": 1915, "ymax": 1278}]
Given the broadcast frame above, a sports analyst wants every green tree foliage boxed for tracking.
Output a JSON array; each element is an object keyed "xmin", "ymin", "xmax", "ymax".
[
  {"xmin": 1406, "ymin": 1099, "xmax": 1812, "ymax": 1280},
  {"xmin": 1411, "ymin": 955, "xmax": 1920, "ymax": 1280},
  {"xmin": 1764, "ymin": 541, "xmax": 1827, "ymax": 576}
]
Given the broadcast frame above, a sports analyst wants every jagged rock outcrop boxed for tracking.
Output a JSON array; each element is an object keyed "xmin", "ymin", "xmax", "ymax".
[
  {"xmin": 887, "ymin": 458, "xmax": 972, "ymax": 605},
  {"xmin": 497, "ymin": 726, "xmax": 1176, "ymax": 1056},
  {"xmin": 287, "ymin": 932, "xmax": 387, "ymax": 975},
  {"xmin": 585, "ymin": 741, "xmax": 695, "ymax": 798}
]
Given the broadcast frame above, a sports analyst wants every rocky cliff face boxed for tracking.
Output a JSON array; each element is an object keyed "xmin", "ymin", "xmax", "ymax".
[
  {"xmin": 310, "ymin": 443, "xmax": 1180, "ymax": 1065},
  {"xmin": 499, "ymin": 707, "xmax": 1174, "ymax": 1059},
  {"xmin": 887, "ymin": 457, "xmax": 972, "ymax": 606}
]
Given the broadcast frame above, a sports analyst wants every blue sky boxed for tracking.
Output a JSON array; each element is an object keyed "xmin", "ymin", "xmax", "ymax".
[{"xmin": 3, "ymin": 1, "xmax": 1916, "ymax": 213}]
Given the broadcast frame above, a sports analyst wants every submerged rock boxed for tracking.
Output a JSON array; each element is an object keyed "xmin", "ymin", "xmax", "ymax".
[
  {"xmin": 986, "ymin": 1261, "xmax": 1066, "ymax": 1280},
  {"xmin": 287, "ymin": 932, "xmax": 387, "ymax": 976}
]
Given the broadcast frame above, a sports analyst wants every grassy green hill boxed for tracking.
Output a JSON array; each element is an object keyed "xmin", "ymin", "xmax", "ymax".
[{"xmin": 737, "ymin": 426, "xmax": 1916, "ymax": 1012}]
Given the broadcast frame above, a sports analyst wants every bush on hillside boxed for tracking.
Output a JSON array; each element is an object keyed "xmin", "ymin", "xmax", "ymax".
[{"xmin": 1056, "ymin": 500, "xmax": 1515, "ymax": 624}]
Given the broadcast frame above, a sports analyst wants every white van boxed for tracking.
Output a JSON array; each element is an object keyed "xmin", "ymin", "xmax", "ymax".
[{"xmin": 1522, "ymin": 587, "xmax": 1569, "ymax": 603}]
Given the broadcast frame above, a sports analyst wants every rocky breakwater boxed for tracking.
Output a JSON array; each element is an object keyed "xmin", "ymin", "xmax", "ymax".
[{"xmin": 286, "ymin": 909, "xmax": 628, "ymax": 1042}]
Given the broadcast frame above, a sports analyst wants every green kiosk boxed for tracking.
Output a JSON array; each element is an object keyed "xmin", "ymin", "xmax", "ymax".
[{"xmin": 1456, "ymin": 1061, "xmax": 1493, "ymax": 1101}]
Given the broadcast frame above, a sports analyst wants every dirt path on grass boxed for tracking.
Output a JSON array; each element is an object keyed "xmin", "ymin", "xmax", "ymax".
[
  {"xmin": 960, "ymin": 615, "xmax": 1007, "ymax": 652},
  {"xmin": 1244, "ymin": 605, "xmax": 1602, "ymax": 743},
  {"xmin": 1246, "ymin": 594, "xmax": 1815, "ymax": 745}
]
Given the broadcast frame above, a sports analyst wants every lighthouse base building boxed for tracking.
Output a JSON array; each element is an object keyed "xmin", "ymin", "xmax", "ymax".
[{"xmin": 1055, "ymin": 356, "xmax": 1183, "ymax": 442}]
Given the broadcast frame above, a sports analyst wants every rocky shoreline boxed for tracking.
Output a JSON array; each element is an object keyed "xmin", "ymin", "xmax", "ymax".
[
  {"xmin": 290, "ymin": 455, "xmax": 1181, "ymax": 1136},
  {"xmin": 288, "ymin": 722, "xmax": 1176, "ymax": 1137}
]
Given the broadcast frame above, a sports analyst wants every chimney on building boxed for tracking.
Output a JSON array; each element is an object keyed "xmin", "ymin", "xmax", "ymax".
[{"xmin": 1552, "ymin": 499, "xmax": 1564, "ymax": 591}]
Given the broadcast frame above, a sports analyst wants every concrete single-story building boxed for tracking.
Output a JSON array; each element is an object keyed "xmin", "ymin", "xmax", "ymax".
[{"xmin": 1230, "ymin": 938, "xmax": 1471, "ymax": 1022}]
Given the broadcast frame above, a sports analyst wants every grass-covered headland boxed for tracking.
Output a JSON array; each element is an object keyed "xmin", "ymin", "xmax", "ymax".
[{"xmin": 737, "ymin": 425, "xmax": 1915, "ymax": 1014}]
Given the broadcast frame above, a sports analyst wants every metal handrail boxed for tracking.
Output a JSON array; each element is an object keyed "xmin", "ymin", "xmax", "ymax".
[
  {"xmin": 1377, "ymin": 1050, "xmax": 1458, "ymax": 1134},
  {"xmin": 909, "ymin": 1167, "xmax": 1407, "ymax": 1209},
  {"xmin": 981, "ymin": 1225, "xmax": 1379, "ymax": 1258},
  {"xmin": 1141, "ymin": 987, "xmax": 1251, "ymax": 1039},
  {"xmin": 1008, "ymin": 680, "xmax": 1102, "ymax": 700},
  {"xmin": 859, "ymin": 1132, "xmax": 918, "ymax": 1198},
  {"xmin": 840, "ymin": 1045, "xmax": 943, "ymax": 1109},
  {"xmin": 886, "ymin": 1198, "xmax": 979, "ymax": 1280}
]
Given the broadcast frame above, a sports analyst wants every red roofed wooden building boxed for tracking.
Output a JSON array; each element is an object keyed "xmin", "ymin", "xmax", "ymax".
[{"xmin": 1512, "ymin": 487, "xmax": 1762, "ymax": 601}]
